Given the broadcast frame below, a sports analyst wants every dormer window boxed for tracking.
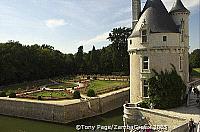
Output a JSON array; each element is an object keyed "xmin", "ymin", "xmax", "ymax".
[
  {"xmin": 141, "ymin": 30, "xmax": 147, "ymax": 43},
  {"xmin": 163, "ymin": 36, "xmax": 167, "ymax": 41}
]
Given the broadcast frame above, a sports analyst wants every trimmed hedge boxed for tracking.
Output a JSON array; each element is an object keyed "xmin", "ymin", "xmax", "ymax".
[
  {"xmin": 87, "ymin": 89, "xmax": 96, "ymax": 97},
  {"xmin": 38, "ymin": 96, "xmax": 42, "ymax": 100},
  {"xmin": 0, "ymin": 91, "xmax": 6, "ymax": 97},
  {"xmin": 73, "ymin": 90, "xmax": 81, "ymax": 99},
  {"xmin": 9, "ymin": 92, "xmax": 16, "ymax": 98}
]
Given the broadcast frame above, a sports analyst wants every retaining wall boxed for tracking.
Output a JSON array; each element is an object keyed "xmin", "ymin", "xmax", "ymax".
[
  {"xmin": 0, "ymin": 88, "xmax": 129, "ymax": 123},
  {"xmin": 123, "ymin": 105, "xmax": 187, "ymax": 132}
]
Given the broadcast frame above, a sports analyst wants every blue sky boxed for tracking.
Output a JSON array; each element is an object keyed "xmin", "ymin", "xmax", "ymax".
[{"xmin": 0, "ymin": 0, "xmax": 199, "ymax": 54}]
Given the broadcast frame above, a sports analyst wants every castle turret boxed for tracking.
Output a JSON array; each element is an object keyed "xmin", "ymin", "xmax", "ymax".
[
  {"xmin": 169, "ymin": 0, "xmax": 190, "ymax": 46},
  {"xmin": 132, "ymin": 0, "xmax": 141, "ymax": 29},
  {"xmin": 128, "ymin": 0, "xmax": 189, "ymax": 103},
  {"xmin": 170, "ymin": 0, "xmax": 190, "ymax": 82}
]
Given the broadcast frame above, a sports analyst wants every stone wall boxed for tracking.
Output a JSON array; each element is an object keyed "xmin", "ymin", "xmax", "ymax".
[
  {"xmin": 171, "ymin": 123, "xmax": 189, "ymax": 132},
  {"xmin": 123, "ymin": 105, "xmax": 187, "ymax": 132},
  {"xmin": 0, "ymin": 88, "xmax": 129, "ymax": 123}
]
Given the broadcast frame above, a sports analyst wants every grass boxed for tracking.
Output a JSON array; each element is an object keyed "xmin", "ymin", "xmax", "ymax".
[
  {"xmin": 86, "ymin": 80, "xmax": 129, "ymax": 94},
  {"xmin": 191, "ymin": 68, "xmax": 200, "ymax": 78},
  {"xmin": 1, "ymin": 79, "xmax": 51, "ymax": 94},
  {"xmin": 29, "ymin": 91, "xmax": 72, "ymax": 99},
  {"xmin": 47, "ymin": 83, "xmax": 78, "ymax": 89}
]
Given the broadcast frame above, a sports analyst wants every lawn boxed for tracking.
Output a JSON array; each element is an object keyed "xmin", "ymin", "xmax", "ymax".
[
  {"xmin": 1, "ymin": 80, "xmax": 51, "ymax": 94},
  {"xmin": 191, "ymin": 68, "xmax": 200, "ymax": 78},
  {"xmin": 47, "ymin": 83, "xmax": 78, "ymax": 89},
  {"xmin": 86, "ymin": 80, "xmax": 129, "ymax": 94},
  {"xmin": 29, "ymin": 91, "xmax": 72, "ymax": 99}
]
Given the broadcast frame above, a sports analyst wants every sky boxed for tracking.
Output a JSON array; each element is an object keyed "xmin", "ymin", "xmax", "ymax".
[{"xmin": 0, "ymin": 0, "xmax": 199, "ymax": 54}]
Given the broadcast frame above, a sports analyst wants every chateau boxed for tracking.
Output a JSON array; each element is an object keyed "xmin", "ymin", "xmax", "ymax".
[{"xmin": 128, "ymin": 0, "xmax": 190, "ymax": 103}]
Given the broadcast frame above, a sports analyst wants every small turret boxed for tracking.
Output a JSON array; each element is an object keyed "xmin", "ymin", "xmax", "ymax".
[
  {"xmin": 169, "ymin": 0, "xmax": 189, "ymax": 14},
  {"xmin": 169, "ymin": 0, "xmax": 190, "ymax": 46}
]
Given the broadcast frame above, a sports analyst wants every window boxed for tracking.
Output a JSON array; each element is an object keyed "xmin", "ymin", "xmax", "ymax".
[
  {"xmin": 163, "ymin": 36, "xmax": 167, "ymax": 41},
  {"xmin": 141, "ymin": 30, "xmax": 147, "ymax": 43},
  {"xmin": 130, "ymin": 39, "xmax": 132, "ymax": 45},
  {"xmin": 143, "ymin": 56, "xmax": 149, "ymax": 70},
  {"xmin": 143, "ymin": 80, "xmax": 148, "ymax": 97},
  {"xmin": 179, "ymin": 56, "xmax": 182, "ymax": 70}
]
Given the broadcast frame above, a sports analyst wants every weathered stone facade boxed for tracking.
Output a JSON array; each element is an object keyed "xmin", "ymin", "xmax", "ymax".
[{"xmin": 128, "ymin": 0, "xmax": 190, "ymax": 103}]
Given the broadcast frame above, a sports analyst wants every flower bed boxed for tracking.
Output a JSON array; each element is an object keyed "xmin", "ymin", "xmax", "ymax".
[{"xmin": 17, "ymin": 90, "xmax": 73, "ymax": 100}]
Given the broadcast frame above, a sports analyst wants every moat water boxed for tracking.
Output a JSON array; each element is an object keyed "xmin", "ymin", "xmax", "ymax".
[{"xmin": 0, "ymin": 107, "xmax": 123, "ymax": 132}]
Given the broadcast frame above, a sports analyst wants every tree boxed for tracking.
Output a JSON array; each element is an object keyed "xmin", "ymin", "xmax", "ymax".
[
  {"xmin": 0, "ymin": 41, "xmax": 75, "ymax": 85},
  {"xmin": 148, "ymin": 65, "xmax": 186, "ymax": 109},
  {"xmin": 75, "ymin": 46, "xmax": 84, "ymax": 74},
  {"xmin": 107, "ymin": 27, "xmax": 132, "ymax": 74},
  {"xmin": 189, "ymin": 49, "xmax": 200, "ymax": 68},
  {"xmin": 89, "ymin": 46, "xmax": 99, "ymax": 74}
]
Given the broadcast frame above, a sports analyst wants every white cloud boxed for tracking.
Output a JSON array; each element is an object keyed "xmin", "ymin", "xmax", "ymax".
[
  {"xmin": 45, "ymin": 19, "xmax": 67, "ymax": 28},
  {"xmin": 78, "ymin": 32, "xmax": 109, "ymax": 46},
  {"xmin": 161, "ymin": 0, "xmax": 199, "ymax": 11}
]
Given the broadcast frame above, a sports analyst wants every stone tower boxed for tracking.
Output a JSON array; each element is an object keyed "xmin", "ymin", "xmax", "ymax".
[
  {"xmin": 128, "ymin": 0, "xmax": 190, "ymax": 103},
  {"xmin": 132, "ymin": 0, "xmax": 141, "ymax": 29}
]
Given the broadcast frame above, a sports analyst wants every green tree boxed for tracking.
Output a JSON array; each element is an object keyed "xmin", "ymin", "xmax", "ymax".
[
  {"xmin": 107, "ymin": 27, "xmax": 132, "ymax": 74},
  {"xmin": 148, "ymin": 65, "xmax": 186, "ymax": 109},
  {"xmin": 189, "ymin": 49, "xmax": 200, "ymax": 68},
  {"xmin": 89, "ymin": 46, "xmax": 99, "ymax": 74},
  {"xmin": 75, "ymin": 46, "xmax": 84, "ymax": 74}
]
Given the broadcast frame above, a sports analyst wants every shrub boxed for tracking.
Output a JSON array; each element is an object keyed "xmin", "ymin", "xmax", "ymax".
[
  {"xmin": 9, "ymin": 92, "xmax": 16, "ymax": 98},
  {"xmin": 73, "ymin": 90, "xmax": 81, "ymax": 99},
  {"xmin": 87, "ymin": 89, "xmax": 96, "ymax": 97},
  {"xmin": 138, "ymin": 100, "xmax": 150, "ymax": 108},
  {"xmin": 0, "ymin": 91, "xmax": 6, "ymax": 97},
  {"xmin": 38, "ymin": 96, "xmax": 42, "ymax": 100},
  {"xmin": 148, "ymin": 65, "xmax": 186, "ymax": 109}
]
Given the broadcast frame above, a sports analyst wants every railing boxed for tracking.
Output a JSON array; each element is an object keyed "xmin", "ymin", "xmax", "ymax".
[{"xmin": 188, "ymin": 79, "xmax": 200, "ymax": 87}]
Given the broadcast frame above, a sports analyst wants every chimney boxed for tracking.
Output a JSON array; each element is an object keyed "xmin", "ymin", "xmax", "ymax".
[{"xmin": 132, "ymin": 0, "xmax": 141, "ymax": 29}]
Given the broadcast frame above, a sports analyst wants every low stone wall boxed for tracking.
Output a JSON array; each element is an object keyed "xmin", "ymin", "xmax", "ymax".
[
  {"xmin": 123, "ymin": 105, "xmax": 187, "ymax": 132},
  {"xmin": 171, "ymin": 123, "xmax": 188, "ymax": 132},
  {"xmin": 0, "ymin": 88, "xmax": 129, "ymax": 123}
]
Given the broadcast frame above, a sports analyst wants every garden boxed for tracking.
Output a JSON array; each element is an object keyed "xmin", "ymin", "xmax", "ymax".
[{"xmin": 0, "ymin": 76, "xmax": 130, "ymax": 100}]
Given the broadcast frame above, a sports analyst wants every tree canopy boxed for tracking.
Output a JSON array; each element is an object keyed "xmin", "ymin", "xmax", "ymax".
[
  {"xmin": 189, "ymin": 49, "xmax": 200, "ymax": 68},
  {"xmin": 0, "ymin": 27, "xmax": 132, "ymax": 86},
  {"xmin": 148, "ymin": 65, "xmax": 186, "ymax": 109}
]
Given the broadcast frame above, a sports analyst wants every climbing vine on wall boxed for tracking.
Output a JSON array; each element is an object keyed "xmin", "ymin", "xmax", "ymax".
[{"xmin": 148, "ymin": 64, "xmax": 186, "ymax": 109}]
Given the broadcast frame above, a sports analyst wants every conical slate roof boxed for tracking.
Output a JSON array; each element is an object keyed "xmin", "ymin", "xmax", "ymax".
[
  {"xmin": 130, "ymin": 0, "xmax": 178, "ymax": 37},
  {"xmin": 169, "ymin": 0, "xmax": 189, "ymax": 13}
]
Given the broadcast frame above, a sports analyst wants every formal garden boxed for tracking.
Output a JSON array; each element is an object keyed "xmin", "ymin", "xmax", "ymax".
[{"xmin": 0, "ymin": 76, "xmax": 129, "ymax": 100}]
